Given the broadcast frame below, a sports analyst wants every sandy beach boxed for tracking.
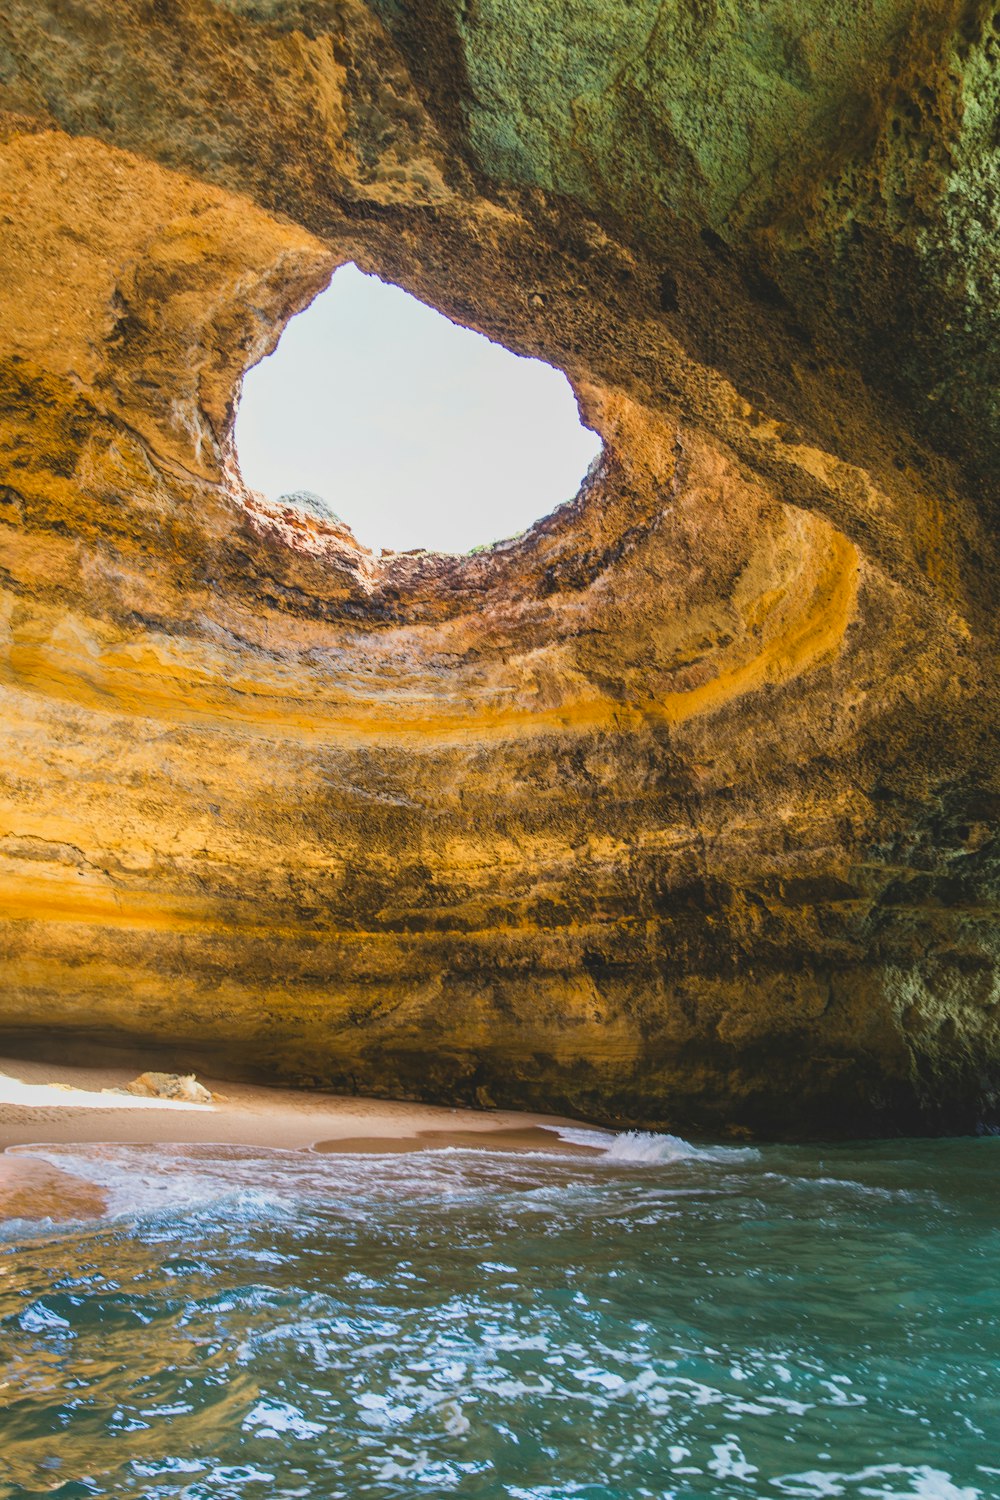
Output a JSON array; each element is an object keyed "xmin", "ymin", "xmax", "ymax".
[{"xmin": 0, "ymin": 1055, "xmax": 605, "ymax": 1224}]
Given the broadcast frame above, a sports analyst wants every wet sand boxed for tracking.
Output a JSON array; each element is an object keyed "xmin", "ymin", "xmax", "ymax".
[
  {"xmin": 313, "ymin": 1125, "xmax": 605, "ymax": 1155},
  {"xmin": 0, "ymin": 1055, "xmax": 607, "ymax": 1223},
  {"xmin": 0, "ymin": 1154, "xmax": 109, "ymax": 1222}
]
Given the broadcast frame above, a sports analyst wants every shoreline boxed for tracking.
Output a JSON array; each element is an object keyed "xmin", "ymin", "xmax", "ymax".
[{"xmin": 0, "ymin": 1055, "xmax": 607, "ymax": 1225}]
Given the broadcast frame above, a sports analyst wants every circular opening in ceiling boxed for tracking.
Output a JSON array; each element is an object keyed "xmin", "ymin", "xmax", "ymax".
[{"xmin": 234, "ymin": 264, "xmax": 602, "ymax": 555}]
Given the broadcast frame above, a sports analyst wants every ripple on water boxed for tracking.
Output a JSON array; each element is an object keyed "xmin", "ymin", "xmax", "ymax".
[{"xmin": 0, "ymin": 1133, "xmax": 998, "ymax": 1499}]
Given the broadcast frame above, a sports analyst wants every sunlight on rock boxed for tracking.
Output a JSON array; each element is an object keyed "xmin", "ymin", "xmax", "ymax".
[{"xmin": 0, "ymin": 1069, "xmax": 212, "ymax": 1111}]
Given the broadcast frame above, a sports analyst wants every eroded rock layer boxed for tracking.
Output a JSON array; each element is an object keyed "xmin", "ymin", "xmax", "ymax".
[{"xmin": 0, "ymin": 0, "xmax": 997, "ymax": 1134}]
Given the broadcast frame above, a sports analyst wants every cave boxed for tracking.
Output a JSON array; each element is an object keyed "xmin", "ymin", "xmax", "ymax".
[{"xmin": 0, "ymin": 0, "xmax": 997, "ymax": 1139}]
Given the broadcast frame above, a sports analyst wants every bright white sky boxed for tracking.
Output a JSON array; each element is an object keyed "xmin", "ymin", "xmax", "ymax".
[{"xmin": 235, "ymin": 263, "xmax": 601, "ymax": 554}]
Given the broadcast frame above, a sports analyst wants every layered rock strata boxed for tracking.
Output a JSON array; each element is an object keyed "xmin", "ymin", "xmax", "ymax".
[{"xmin": 0, "ymin": 0, "xmax": 997, "ymax": 1134}]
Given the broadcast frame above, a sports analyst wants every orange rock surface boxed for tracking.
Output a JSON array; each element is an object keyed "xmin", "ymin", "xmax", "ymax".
[{"xmin": 0, "ymin": 2, "xmax": 996, "ymax": 1134}]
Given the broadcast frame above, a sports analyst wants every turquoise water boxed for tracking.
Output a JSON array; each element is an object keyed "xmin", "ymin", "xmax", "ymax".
[{"xmin": 1, "ymin": 1129, "xmax": 998, "ymax": 1499}]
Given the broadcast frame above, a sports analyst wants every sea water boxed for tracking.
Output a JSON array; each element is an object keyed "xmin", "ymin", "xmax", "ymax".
[{"xmin": 0, "ymin": 1129, "xmax": 997, "ymax": 1499}]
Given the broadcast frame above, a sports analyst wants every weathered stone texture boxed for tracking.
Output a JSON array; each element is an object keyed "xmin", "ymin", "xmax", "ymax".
[{"xmin": 0, "ymin": 1, "xmax": 997, "ymax": 1134}]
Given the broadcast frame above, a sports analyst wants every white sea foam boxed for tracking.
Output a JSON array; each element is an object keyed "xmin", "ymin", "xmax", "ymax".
[
  {"xmin": 7, "ymin": 1142, "xmax": 300, "ymax": 1225},
  {"xmin": 765, "ymin": 1171, "xmax": 921, "ymax": 1201},
  {"xmin": 556, "ymin": 1125, "xmax": 759, "ymax": 1164},
  {"xmin": 775, "ymin": 1465, "xmax": 981, "ymax": 1499},
  {"xmin": 243, "ymin": 1400, "xmax": 326, "ymax": 1440},
  {"xmin": 0, "ymin": 1122, "xmax": 772, "ymax": 1239},
  {"xmin": 7, "ymin": 1120, "xmax": 760, "ymax": 1238}
]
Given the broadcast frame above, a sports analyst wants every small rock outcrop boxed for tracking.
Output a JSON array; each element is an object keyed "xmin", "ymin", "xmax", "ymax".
[
  {"xmin": 125, "ymin": 1074, "xmax": 213, "ymax": 1105},
  {"xmin": 0, "ymin": 1, "xmax": 996, "ymax": 1135}
]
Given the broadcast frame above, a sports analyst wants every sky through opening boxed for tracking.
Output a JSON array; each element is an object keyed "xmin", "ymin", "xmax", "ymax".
[{"xmin": 235, "ymin": 264, "xmax": 601, "ymax": 555}]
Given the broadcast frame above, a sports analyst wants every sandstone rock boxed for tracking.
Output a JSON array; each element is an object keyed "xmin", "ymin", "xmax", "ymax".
[
  {"xmin": 0, "ymin": 2, "xmax": 996, "ymax": 1135},
  {"xmin": 126, "ymin": 1073, "xmax": 213, "ymax": 1105},
  {"xmin": 275, "ymin": 491, "xmax": 347, "ymax": 527}
]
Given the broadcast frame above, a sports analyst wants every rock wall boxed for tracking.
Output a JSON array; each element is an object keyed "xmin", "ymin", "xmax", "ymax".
[{"xmin": 0, "ymin": 0, "xmax": 997, "ymax": 1134}]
